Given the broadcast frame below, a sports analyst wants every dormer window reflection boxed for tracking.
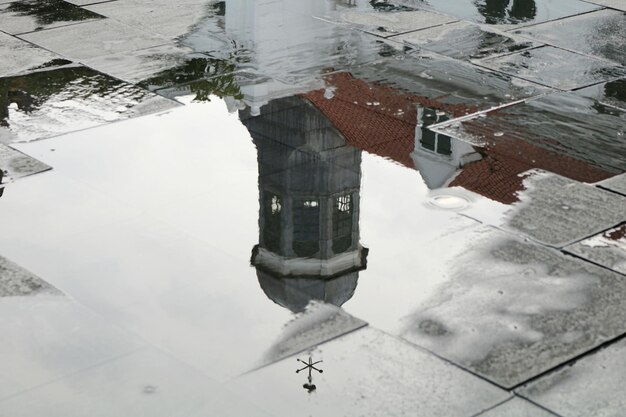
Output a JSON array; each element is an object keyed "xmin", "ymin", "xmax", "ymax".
[{"xmin": 418, "ymin": 107, "xmax": 452, "ymax": 157}]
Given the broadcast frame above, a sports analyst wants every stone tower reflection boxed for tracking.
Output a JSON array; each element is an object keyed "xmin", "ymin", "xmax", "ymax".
[{"xmin": 241, "ymin": 96, "xmax": 368, "ymax": 313}]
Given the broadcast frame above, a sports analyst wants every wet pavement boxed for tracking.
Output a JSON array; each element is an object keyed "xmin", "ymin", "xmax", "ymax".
[{"xmin": 0, "ymin": 0, "xmax": 625, "ymax": 416}]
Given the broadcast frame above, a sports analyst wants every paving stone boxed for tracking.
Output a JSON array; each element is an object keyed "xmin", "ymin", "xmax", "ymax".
[
  {"xmin": 0, "ymin": 296, "xmax": 145, "ymax": 400},
  {"xmin": 433, "ymin": 90, "xmax": 626, "ymax": 175},
  {"xmin": 475, "ymin": 46, "xmax": 626, "ymax": 90},
  {"xmin": 0, "ymin": 254, "xmax": 59, "ymax": 297},
  {"xmin": 565, "ymin": 224, "xmax": 626, "ymax": 275},
  {"xmin": 19, "ymin": 19, "xmax": 167, "ymax": 60},
  {"xmin": 582, "ymin": 0, "xmax": 626, "ymax": 11},
  {"xmin": 0, "ymin": 348, "xmax": 273, "ymax": 417},
  {"xmin": 325, "ymin": 9, "xmax": 457, "ymax": 38},
  {"xmin": 0, "ymin": 65, "xmax": 177, "ymax": 142},
  {"xmin": 347, "ymin": 51, "xmax": 550, "ymax": 113},
  {"xmin": 499, "ymin": 171, "xmax": 626, "ymax": 247},
  {"xmin": 511, "ymin": 9, "xmax": 626, "ymax": 66},
  {"xmin": 519, "ymin": 337, "xmax": 626, "ymax": 417},
  {"xmin": 599, "ymin": 172, "xmax": 626, "ymax": 195},
  {"xmin": 400, "ymin": 225, "xmax": 626, "ymax": 388},
  {"xmin": 85, "ymin": 0, "xmax": 208, "ymax": 39},
  {"xmin": 576, "ymin": 78, "xmax": 626, "ymax": 111},
  {"xmin": 0, "ymin": 31, "xmax": 69, "ymax": 77},
  {"xmin": 414, "ymin": 0, "xmax": 600, "ymax": 26},
  {"xmin": 396, "ymin": 21, "xmax": 539, "ymax": 60},
  {"xmin": 82, "ymin": 44, "xmax": 207, "ymax": 85},
  {"xmin": 477, "ymin": 398, "xmax": 558, "ymax": 416},
  {"xmin": 231, "ymin": 327, "xmax": 509, "ymax": 417},
  {"xmin": 0, "ymin": 0, "xmax": 104, "ymax": 35},
  {"xmin": 0, "ymin": 143, "xmax": 50, "ymax": 181}
]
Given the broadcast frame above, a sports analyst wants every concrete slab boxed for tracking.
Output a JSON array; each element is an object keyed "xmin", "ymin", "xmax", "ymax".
[
  {"xmin": 477, "ymin": 398, "xmax": 558, "ymax": 416},
  {"xmin": 511, "ymin": 9, "xmax": 626, "ymax": 66},
  {"xmin": 85, "ymin": 0, "xmax": 208, "ymax": 39},
  {"xmin": 0, "ymin": 296, "xmax": 145, "ymax": 400},
  {"xmin": 0, "ymin": 254, "xmax": 59, "ymax": 297},
  {"xmin": 599, "ymin": 172, "xmax": 626, "ymax": 195},
  {"xmin": 416, "ymin": 0, "xmax": 600, "ymax": 26},
  {"xmin": 19, "ymin": 19, "xmax": 167, "ymax": 60},
  {"xmin": 0, "ymin": 65, "xmax": 177, "ymax": 143},
  {"xmin": 582, "ymin": 0, "xmax": 626, "ymax": 11},
  {"xmin": 0, "ymin": 0, "xmax": 103, "ymax": 35},
  {"xmin": 231, "ymin": 327, "xmax": 509, "ymax": 417},
  {"xmin": 433, "ymin": 90, "xmax": 626, "ymax": 175},
  {"xmin": 499, "ymin": 171, "xmax": 626, "ymax": 247},
  {"xmin": 519, "ymin": 337, "xmax": 626, "ymax": 417},
  {"xmin": 327, "ymin": 9, "xmax": 457, "ymax": 38},
  {"xmin": 82, "ymin": 44, "xmax": 205, "ymax": 85},
  {"xmin": 0, "ymin": 31, "xmax": 67, "ymax": 77},
  {"xmin": 0, "ymin": 348, "xmax": 273, "ymax": 417},
  {"xmin": 475, "ymin": 46, "xmax": 626, "ymax": 90},
  {"xmin": 400, "ymin": 225, "xmax": 626, "ymax": 388},
  {"xmin": 565, "ymin": 224, "xmax": 626, "ymax": 275},
  {"xmin": 0, "ymin": 143, "xmax": 50, "ymax": 181},
  {"xmin": 396, "ymin": 21, "xmax": 539, "ymax": 61},
  {"xmin": 576, "ymin": 78, "xmax": 626, "ymax": 111}
]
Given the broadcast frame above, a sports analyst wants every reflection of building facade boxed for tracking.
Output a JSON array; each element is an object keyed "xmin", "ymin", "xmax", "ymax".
[{"xmin": 242, "ymin": 96, "xmax": 368, "ymax": 313}]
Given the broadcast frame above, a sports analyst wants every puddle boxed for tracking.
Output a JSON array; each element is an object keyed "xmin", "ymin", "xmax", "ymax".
[{"xmin": 0, "ymin": 0, "xmax": 104, "ymax": 34}]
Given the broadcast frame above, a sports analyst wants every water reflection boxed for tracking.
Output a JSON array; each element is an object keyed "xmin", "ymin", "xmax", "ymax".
[
  {"xmin": 244, "ymin": 96, "xmax": 368, "ymax": 313},
  {"xmin": 475, "ymin": 0, "xmax": 536, "ymax": 24}
]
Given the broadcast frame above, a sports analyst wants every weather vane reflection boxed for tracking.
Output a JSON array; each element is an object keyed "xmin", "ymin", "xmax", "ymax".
[{"xmin": 296, "ymin": 355, "xmax": 323, "ymax": 393}]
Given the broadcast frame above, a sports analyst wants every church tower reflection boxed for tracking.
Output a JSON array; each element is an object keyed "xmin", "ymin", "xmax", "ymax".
[{"xmin": 241, "ymin": 96, "xmax": 368, "ymax": 313}]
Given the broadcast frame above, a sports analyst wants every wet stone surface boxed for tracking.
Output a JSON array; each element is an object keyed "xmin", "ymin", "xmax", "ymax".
[
  {"xmin": 397, "ymin": 21, "xmax": 539, "ymax": 61},
  {"xmin": 475, "ymin": 45, "xmax": 626, "ymax": 90},
  {"xmin": 0, "ymin": 143, "xmax": 50, "ymax": 181},
  {"xmin": 599, "ymin": 172, "xmax": 626, "ymax": 195},
  {"xmin": 434, "ymin": 89, "xmax": 626, "ymax": 176},
  {"xmin": 0, "ymin": 254, "xmax": 59, "ymax": 297},
  {"xmin": 476, "ymin": 398, "xmax": 558, "ymax": 416},
  {"xmin": 519, "ymin": 337, "xmax": 626, "ymax": 417},
  {"xmin": 232, "ymin": 327, "xmax": 509, "ymax": 417},
  {"xmin": 0, "ymin": 65, "xmax": 177, "ymax": 142},
  {"xmin": 0, "ymin": 32, "xmax": 67, "ymax": 77},
  {"xmin": 511, "ymin": 9, "xmax": 626, "ymax": 66},
  {"xmin": 0, "ymin": 0, "xmax": 103, "ymax": 34},
  {"xmin": 401, "ymin": 225, "xmax": 626, "ymax": 389},
  {"xmin": 413, "ymin": 0, "xmax": 600, "ymax": 26},
  {"xmin": 565, "ymin": 224, "xmax": 626, "ymax": 275}
]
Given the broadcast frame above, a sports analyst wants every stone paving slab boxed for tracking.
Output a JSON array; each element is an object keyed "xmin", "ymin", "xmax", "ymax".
[
  {"xmin": 396, "ymin": 21, "xmax": 539, "ymax": 61},
  {"xmin": 19, "ymin": 19, "xmax": 167, "ymax": 60},
  {"xmin": 519, "ymin": 337, "xmax": 626, "ymax": 417},
  {"xmin": 0, "ymin": 65, "xmax": 178, "ymax": 143},
  {"xmin": 0, "ymin": 296, "xmax": 145, "ymax": 401},
  {"xmin": 576, "ymin": 78, "xmax": 626, "ymax": 111},
  {"xmin": 0, "ymin": 0, "xmax": 104, "ymax": 35},
  {"xmin": 0, "ymin": 143, "xmax": 50, "ymax": 181},
  {"xmin": 0, "ymin": 31, "xmax": 67, "ymax": 77},
  {"xmin": 511, "ymin": 9, "xmax": 626, "ymax": 66},
  {"xmin": 0, "ymin": 254, "xmax": 59, "ymax": 297},
  {"xmin": 414, "ymin": 0, "xmax": 600, "ymax": 26},
  {"xmin": 231, "ymin": 327, "xmax": 509, "ymax": 417},
  {"xmin": 475, "ymin": 45, "xmax": 626, "ymax": 90},
  {"xmin": 0, "ymin": 347, "xmax": 274, "ymax": 417},
  {"xmin": 476, "ymin": 398, "xmax": 558, "ymax": 416},
  {"xmin": 82, "ymin": 44, "xmax": 205, "ymax": 85},
  {"xmin": 85, "ymin": 0, "xmax": 208, "ymax": 40},
  {"xmin": 399, "ymin": 224, "xmax": 626, "ymax": 389},
  {"xmin": 323, "ymin": 9, "xmax": 457, "ymax": 38},
  {"xmin": 493, "ymin": 171, "xmax": 626, "ymax": 248},
  {"xmin": 565, "ymin": 224, "xmax": 626, "ymax": 275},
  {"xmin": 582, "ymin": 0, "xmax": 626, "ymax": 11},
  {"xmin": 433, "ymin": 89, "xmax": 626, "ymax": 175},
  {"xmin": 598, "ymin": 172, "xmax": 626, "ymax": 195}
]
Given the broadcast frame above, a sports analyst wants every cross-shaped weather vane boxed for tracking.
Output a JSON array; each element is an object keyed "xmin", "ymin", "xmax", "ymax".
[{"xmin": 296, "ymin": 356, "xmax": 323, "ymax": 393}]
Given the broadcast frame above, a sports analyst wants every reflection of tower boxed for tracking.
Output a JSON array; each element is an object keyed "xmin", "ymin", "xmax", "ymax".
[{"xmin": 243, "ymin": 96, "xmax": 368, "ymax": 312}]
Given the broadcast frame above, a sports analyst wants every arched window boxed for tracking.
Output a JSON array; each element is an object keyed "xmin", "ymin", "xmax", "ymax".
[
  {"xmin": 263, "ymin": 193, "xmax": 282, "ymax": 253},
  {"xmin": 293, "ymin": 199, "xmax": 320, "ymax": 257},
  {"xmin": 333, "ymin": 194, "xmax": 353, "ymax": 254}
]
